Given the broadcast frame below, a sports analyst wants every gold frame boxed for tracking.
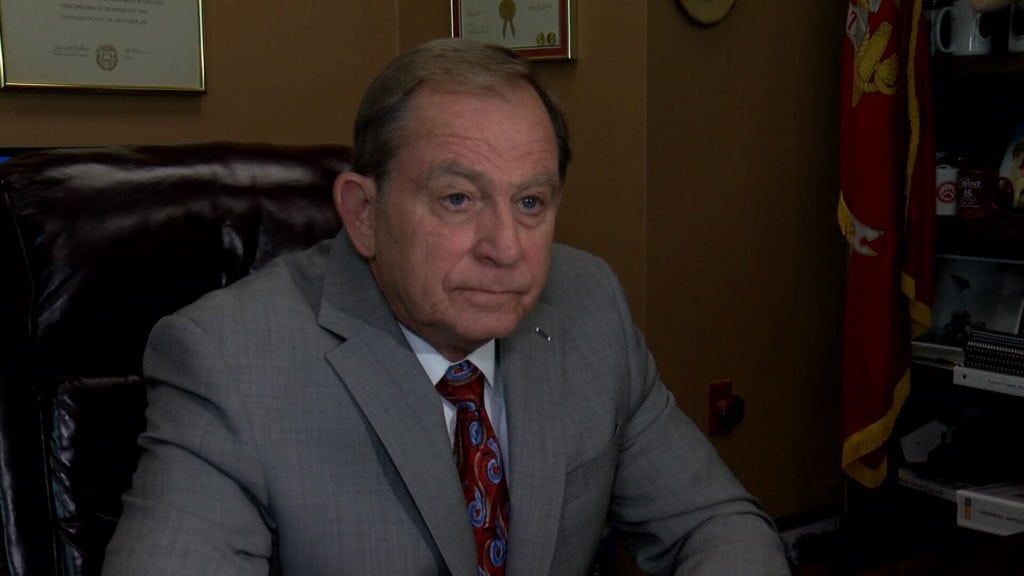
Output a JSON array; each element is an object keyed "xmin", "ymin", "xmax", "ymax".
[
  {"xmin": 0, "ymin": 0, "xmax": 205, "ymax": 93},
  {"xmin": 451, "ymin": 0, "xmax": 575, "ymax": 61}
]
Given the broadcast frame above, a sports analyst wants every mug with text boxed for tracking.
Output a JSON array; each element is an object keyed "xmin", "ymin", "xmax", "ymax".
[
  {"xmin": 956, "ymin": 168, "xmax": 1014, "ymax": 218},
  {"xmin": 935, "ymin": 0, "xmax": 993, "ymax": 56}
]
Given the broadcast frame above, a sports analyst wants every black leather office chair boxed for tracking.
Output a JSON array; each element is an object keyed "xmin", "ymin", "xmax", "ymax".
[{"xmin": 0, "ymin": 142, "xmax": 349, "ymax": 576}]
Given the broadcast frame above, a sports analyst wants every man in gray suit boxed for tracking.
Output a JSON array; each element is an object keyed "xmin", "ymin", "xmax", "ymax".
[{"xmin": 104, "ymin": 38, "xmax": 789, "ymax": 575}]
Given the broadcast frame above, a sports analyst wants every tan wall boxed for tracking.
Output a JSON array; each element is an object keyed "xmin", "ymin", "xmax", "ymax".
[
  {"xmin": 0, "ymin": 0, "xmax": 847, "ymax": 519},
  {"xmin": 645, "ymin": 1, "xmax": 848, "ymax": 516}
]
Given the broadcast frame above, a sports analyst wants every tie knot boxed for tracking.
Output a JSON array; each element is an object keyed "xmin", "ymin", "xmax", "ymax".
[{"xmin": 435, "ymin": 361, "xmax": 484, "ymax": 407}]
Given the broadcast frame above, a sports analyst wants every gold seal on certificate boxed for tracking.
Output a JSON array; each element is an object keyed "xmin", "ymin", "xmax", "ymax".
[
  {"xmin": 95, "ymin": 44, "xmax": 119, "ymax": 71},
  {"xmin": 499, "ymin": 0, "xmax": 517, "ymax": 38}
]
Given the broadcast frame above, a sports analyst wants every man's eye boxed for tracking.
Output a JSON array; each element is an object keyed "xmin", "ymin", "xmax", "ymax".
[
  {"xmin": 519, "ymin": 196, "xmax": 541, "ymax": 211},
  {"xmin": 445, "ymin": 193, "xmax": 468, "ymax": 207}
]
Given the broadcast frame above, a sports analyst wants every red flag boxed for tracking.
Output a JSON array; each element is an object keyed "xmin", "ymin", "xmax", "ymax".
[{"xmin": 838, "ymin": 0, "xmax": 935, "ymax": 488}]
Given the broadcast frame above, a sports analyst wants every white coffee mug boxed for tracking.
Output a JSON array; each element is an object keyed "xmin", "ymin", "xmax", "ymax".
[
  {"xmin": 936, "ymin": 162, "xmax": 959, "ymax": 216},
  {"xmin": 1010, "ymin": 0, "xmax": 1024, "ymax": 53},
  {"xmin": 936, "ymin": 0, "xmax": 992, "ymax": 55}
]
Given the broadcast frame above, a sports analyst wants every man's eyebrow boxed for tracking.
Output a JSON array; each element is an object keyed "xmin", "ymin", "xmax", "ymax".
[
  {"xmin": 516, "ymin": 172, "xmax": 560, "ymax": 193},
  {"xmin": 425, "ymin": 162, "xmax": 487, "ymax": 187}
]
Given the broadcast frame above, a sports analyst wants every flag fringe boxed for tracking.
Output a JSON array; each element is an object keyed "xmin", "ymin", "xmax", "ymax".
[{"xmin": 841, "ymin": 367, "xmax": 911, "ymax": 487}]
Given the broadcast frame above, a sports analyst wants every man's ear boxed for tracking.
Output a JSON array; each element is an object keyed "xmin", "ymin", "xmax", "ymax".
[{"xmin": 333, "ymin": 171, "xmax": 379, "ymax": 258}]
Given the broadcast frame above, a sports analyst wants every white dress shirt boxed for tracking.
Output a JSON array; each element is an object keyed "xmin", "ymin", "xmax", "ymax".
[{"xmin": 399, "ymin": 325, "xmax": 510, "ymax": 478}]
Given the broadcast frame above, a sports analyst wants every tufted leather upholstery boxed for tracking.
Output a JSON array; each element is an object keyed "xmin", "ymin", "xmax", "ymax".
[{"xmin": 0, "ymin": 142, "xmax": 350, "ymax": 576}]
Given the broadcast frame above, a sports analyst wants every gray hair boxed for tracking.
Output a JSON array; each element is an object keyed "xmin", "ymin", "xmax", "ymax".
[{"xmin": 351, "ymin": 38, "xmax": 571, "ymax": 185}]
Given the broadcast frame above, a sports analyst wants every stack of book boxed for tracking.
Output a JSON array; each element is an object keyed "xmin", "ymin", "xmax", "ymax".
[
  {"xmin": 963, "ymin": 329, "xmax": 1024, "ymax": 377},
  {"xmin": 956, "ymin": 482, "xmax": 1024, "ymax": 536}
]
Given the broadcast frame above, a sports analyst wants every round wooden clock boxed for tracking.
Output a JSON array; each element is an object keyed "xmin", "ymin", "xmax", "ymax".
[{"xmin": 678, "ymin": 0, "xmax": 737, "ymax": 25}]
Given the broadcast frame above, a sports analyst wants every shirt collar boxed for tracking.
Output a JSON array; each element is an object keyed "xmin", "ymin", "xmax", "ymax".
[{"xmin": 399, "ymin": 324, "xmax": 497, "ymax": 389}]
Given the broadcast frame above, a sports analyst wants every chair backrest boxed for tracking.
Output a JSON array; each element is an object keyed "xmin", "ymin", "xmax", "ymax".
[{"xmin": 0, "ymin": 142, "xmax": 351, "ymax": 576}]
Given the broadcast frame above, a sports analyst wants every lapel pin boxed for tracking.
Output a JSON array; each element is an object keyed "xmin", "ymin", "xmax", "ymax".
[{"xmin": 534, "ymin": 327, "xmax": 552, "ymax": 342}]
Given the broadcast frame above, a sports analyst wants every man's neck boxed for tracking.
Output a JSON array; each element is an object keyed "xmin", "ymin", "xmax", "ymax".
[{"xmin": 399, "ymin": 324, "xmax": 497, "ymax": 386}]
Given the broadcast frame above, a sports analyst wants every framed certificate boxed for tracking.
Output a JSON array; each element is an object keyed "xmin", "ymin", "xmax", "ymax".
[
  {"xmin": 0, "ymin": 0, "xmax": 205, "ymax": 92},
  {"xmin": 451, "ymin": 0, "xmax": 575, "ymax": 61}
]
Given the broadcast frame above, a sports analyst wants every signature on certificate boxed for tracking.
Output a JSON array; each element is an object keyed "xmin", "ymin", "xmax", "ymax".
[
  {"xmin": 126, "ymin": 47, "xmax": 155, "ymax": 58},
  {"xmin": 52, "ymin": 43, "xmax": 90, "ymax": 57}
]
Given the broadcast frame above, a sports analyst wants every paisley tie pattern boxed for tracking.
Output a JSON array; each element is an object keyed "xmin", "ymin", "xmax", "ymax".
[{"xmin": 436, "ymin": 361, "xmax": 509, "ymax": 576}]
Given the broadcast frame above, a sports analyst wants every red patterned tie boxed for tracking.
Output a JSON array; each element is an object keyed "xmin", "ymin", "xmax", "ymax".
[{"xmin": 436, "ymin": 361, "xmax": 509, "ymax": 576}]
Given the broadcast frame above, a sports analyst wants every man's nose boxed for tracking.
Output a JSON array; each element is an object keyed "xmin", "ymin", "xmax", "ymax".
[{"xmin": 475, "ymin": 204, "xmax": 524, "ymax": 266}]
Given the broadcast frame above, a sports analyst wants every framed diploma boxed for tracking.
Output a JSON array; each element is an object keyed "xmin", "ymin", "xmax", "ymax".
[
  {"xmin": 0, "ymin": 0, "xmax": 205, "ymax": 92},
  {"xmin": 451, "ymin": 0, "xmax": 575, "ymax": 61}
]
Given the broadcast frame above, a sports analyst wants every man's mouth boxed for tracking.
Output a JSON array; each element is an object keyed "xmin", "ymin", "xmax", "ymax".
[{"xmin": 456, "ymin": 287, "xmax": 524, "ymax": 305}]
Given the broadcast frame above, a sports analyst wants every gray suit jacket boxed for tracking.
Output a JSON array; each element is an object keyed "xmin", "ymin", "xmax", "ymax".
[{"xmin": 103, "ymin": 232, "xmax": 789, "ymax": 575}]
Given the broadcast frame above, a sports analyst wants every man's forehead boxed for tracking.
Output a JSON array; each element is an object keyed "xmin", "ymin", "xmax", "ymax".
[{"xmin": 397, "ymin": 85, "xmax": 556, "ymax": 151}]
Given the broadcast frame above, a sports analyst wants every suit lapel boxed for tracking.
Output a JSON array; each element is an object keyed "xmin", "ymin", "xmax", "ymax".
[
  {"xmin": 501, "ymin": 303, "xmax": 566, "ymax": 576},
  {"xmin": 317, "ymin": 234, "xmax": 477, "ymax": 575}
]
